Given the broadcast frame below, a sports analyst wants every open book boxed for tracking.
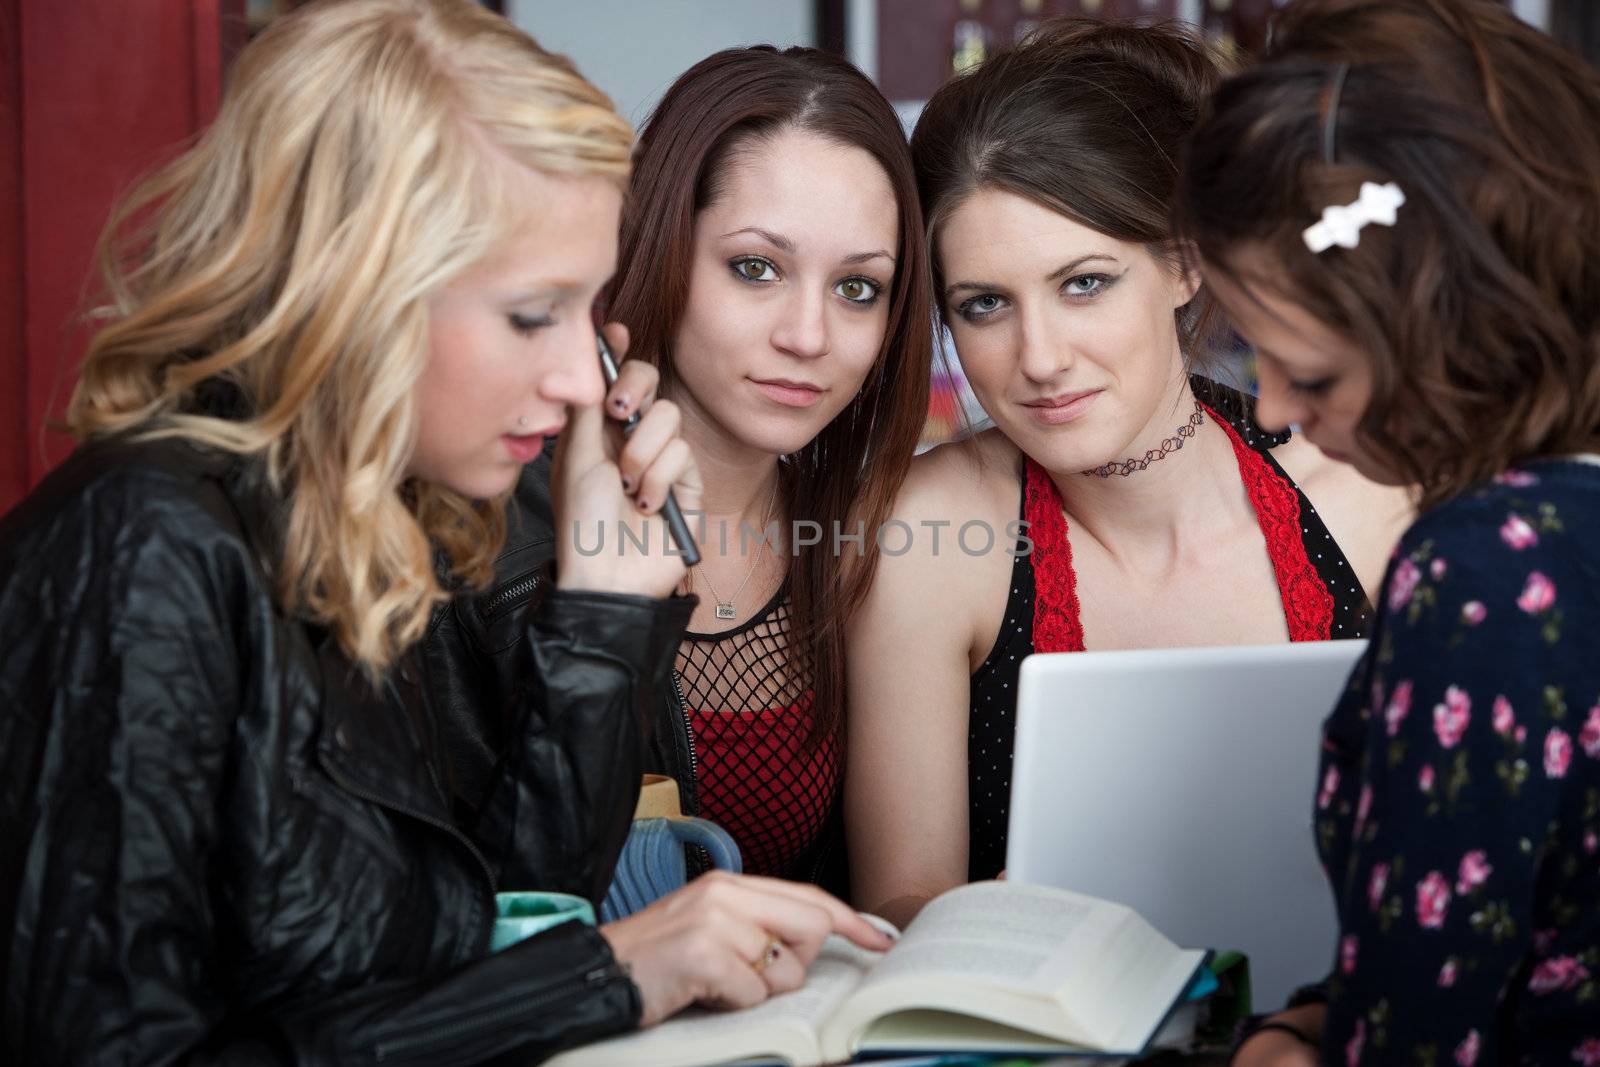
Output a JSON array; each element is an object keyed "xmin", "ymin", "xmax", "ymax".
[{"xmin": 545, "ymin": 881, "xmax": 1206, "ymax": 1067}]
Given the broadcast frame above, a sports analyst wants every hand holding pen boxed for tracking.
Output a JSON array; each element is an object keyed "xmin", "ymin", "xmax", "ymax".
[
  {"xmin": 551, "ymin": 324, "xmax": 702, "ymax": 598},
  {"xmin": 597, "ymin": 332, "xmax": 701, "ymax": 568}
]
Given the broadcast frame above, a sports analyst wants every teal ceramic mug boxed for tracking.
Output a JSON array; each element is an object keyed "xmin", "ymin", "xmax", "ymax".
[{"xmin": 490, "ymin": 891, "xmax": 596, "ymax": 953}]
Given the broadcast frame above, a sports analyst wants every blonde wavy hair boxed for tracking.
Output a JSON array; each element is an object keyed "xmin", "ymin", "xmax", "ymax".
[{"xmin": 69, "ymin": 0, "xmax": 632, "ymax": 676}]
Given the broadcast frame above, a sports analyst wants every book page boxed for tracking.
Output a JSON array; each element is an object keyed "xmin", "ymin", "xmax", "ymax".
[
  {"xmin": 863, "ymin": 881, "xmax": 1126, "ymax": 990},
  {"xmin": 819, "ymin": 882, "xmax": 1203, "ymax": 1058},
  {"xmin": 542, "ymin": 934, "xmax": 879, "ymax": 1067}
]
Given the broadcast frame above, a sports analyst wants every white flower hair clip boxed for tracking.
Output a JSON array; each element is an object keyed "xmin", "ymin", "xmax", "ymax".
[{"xmin": 1302, "ymin": 181, "xmax": 1406, "ymax": 254}]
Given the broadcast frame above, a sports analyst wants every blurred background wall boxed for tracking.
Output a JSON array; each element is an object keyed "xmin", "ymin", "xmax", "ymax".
[
  {"xmin": 510, "ymin": 1, "xmax": 814, "ymax": 127},
  {"xmin": 1, "ymin": 0, "xmax": 1587, "ymax": 510}
]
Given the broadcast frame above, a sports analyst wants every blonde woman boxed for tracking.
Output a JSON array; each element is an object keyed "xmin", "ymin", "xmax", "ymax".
[{"xmin": 0, "ymin": 1, "xmax": 886, "ymax": 1062}]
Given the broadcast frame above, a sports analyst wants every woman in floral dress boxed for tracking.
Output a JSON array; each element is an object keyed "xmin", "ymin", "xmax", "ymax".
[{"xmin": 1178, "ymin": 0, "xmax": 1600, "ymax": 1063}]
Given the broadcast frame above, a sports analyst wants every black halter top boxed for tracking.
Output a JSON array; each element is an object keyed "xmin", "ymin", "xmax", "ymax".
[{"xmin": 966, "ymin": 376, "xmax": 1374, "ymax": 880}]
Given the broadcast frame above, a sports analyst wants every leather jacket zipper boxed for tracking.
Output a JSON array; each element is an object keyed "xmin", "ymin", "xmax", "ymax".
[
  {"xmin": 671, "ymin": 668, "xmax": 697, "ymax": 806},
  {"xmin": 373, "ymin": 961, "xmax": 628, "ymax": 1062},
  {"xmin": 480, "ymin": 572, "xmax": 541, "ymax": 623}
]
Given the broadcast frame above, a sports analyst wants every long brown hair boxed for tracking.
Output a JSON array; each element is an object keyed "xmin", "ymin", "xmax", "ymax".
[
  {"xmin": 911, "ymin": 18, "xmax": 1230, "ymax": 358},
  {"xmin": 1177, "ymin": 0, "xmax": 1600, "ymax": 510},
  {"xmin": 607, "ymin": 46, "xmax": 933, "ymax": 747}
]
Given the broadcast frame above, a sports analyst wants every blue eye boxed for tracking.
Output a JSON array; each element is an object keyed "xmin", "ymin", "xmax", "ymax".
[
  {"xmin": 835, "ymin": 277, "xmax": 881, "ymax": 305},
  {"xmin": 1063, "ymin": 273, "xmax": 1111, "ymax": 298},
  {"xmin": 956, "ymin": 293, "xmax": 1006, "ymax": 323},
  {"xmin": 730, "ymin": 257, "xmax": 779, "ymax": 283},
  {"xmin": 509, "ymin": 313, "xmax": 553, "ymax": 335}
]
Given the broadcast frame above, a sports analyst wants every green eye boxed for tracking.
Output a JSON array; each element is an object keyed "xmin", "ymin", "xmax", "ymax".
[
  {"xmin": 836, "ymin": 278, "xmax": 879, "ymax": 304},
  {"xmin": 731, "ymin": 257, "xmax": 778, "ymax": 283}
]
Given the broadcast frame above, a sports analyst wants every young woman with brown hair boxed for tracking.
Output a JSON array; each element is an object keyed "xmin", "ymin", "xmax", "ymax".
[
  {"xmin": 846, "ymin": 18, "xmax": 1411, "ymax": 929},
  {"xmin": 603, "ymin": 46, "xmax": 934, "ymax": 884},
  {"xmin": 1179, "ymin": 0, "xmax": 1600, "ymax": 1061}
]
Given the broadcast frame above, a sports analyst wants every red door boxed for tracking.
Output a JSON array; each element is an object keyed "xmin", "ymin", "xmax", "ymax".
[{"xmin": 0, "ymin": 1, "xmax": 243, "ymax": 514}]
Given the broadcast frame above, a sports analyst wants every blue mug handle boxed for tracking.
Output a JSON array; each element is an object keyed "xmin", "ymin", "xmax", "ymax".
[
  {"xmin": 600, "ymin": 816, "xmax": 742, "ymax": 922},
  {"xmin": 664, "ymin": 817, "xmax": 742, "ymax": 874}
]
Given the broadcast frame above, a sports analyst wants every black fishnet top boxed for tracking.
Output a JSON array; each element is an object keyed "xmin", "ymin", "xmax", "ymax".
[{"xmin": 677, "ymin": 588, "xmax": 839, "ymax": 879}]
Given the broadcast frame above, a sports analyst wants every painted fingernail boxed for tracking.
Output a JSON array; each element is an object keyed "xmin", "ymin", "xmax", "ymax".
[
  {"xmin": 611, "ymin": 393, "xmax": 631, "ymax": 412},
  {"xmin": 636, "ymin": 498, "xmax": 650, "ymax": 512},
  {"xmin": 620, "ymin": 474, "xmax": 634, "ymax": 492}
]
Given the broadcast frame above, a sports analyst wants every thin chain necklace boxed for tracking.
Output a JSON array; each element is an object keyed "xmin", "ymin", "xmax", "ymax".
[
  {"xmin": 1082, "ymin": 400, "xmax": 1205, "ymax": 478},
  {"xmin": 696, "ymin": 474, "xmax": 780, "ymax": 621}
]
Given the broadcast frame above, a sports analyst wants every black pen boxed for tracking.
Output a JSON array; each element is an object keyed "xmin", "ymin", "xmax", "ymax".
[{"xmin": 597, "ymin": 334, "xmax": 701, "ymax": 568}]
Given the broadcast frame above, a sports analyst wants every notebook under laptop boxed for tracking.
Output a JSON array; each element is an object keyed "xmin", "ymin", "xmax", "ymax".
[{"xmin": 1006, "ymin": 640, "xmax": 1368, "ymax": 1009}]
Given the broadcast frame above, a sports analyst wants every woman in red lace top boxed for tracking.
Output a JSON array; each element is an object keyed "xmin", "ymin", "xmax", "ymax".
[
  {"xmin": 845, "ymin": 19, "xmax": 1412, "ymax": 927},
  {"xmin": 605, "ymin": 47, "xmax": 933, "ymax": 882}
]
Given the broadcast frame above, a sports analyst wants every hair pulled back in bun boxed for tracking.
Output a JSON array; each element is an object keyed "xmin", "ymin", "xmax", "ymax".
[{"xmin": 912, "ymin": 17, "xmax": 1229, "ymax": 355}]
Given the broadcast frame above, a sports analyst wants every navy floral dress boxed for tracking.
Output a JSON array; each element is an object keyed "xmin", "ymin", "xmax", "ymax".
[{"xmin": 1317, "ymin": 460, "xmax": 1600, "ymax": 1065}]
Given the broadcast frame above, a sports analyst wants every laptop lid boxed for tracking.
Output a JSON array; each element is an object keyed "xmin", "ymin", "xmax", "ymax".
[{"xmin": 1006, "ymin": 640, "xmax": 1367, "ymax": 1009}]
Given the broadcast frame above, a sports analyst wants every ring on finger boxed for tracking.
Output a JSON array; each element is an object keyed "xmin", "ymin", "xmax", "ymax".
[{"xmin": 749, "ymin": 936, "xmax": 783, "ymax": 974}]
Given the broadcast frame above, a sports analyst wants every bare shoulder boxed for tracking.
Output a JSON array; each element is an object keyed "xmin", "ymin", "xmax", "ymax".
[
  {"xmin": 1270, "ymin": 436, "xmax": 1414, "ymax": 600},
  {"xmin": 901, "ymin": 428, "xmax": 1020, "ymax": 513},
  {"xmin": 857, "ymin": 430, "xmax": 1021, "ymax": 660}
]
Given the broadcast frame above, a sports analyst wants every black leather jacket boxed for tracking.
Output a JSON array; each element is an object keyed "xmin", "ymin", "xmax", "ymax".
[
  {"xmin": 429, "ymin": 458, "xmax": 849, "ymax": 894},
  {"xmin": 0, "ymin": 437, "xmax": 692, "ymax": 1065},
  {"xmin": 425, "ymin": 455, "xmax": 700, "ymax": 822}
]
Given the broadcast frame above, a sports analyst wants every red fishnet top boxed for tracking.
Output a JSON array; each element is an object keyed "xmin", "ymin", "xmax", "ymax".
[{"xmin": 679, "ymin": 591, "xmax": 839, "ymax": 879}]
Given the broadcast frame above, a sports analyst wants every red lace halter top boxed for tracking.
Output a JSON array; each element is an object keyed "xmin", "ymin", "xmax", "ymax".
[{"xmin": 1024, "ymin": 401, "xmax": 1336, "ymax": 652}]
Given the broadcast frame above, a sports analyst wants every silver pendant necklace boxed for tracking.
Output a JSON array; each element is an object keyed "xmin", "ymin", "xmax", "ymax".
[{"xmin": 697, "ymin": 474, "xmax": 779, "ymax": 621}]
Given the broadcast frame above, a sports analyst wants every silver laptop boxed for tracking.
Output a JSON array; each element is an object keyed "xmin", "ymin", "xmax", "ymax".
[{"xmin": 1006, "ymin": 640, "xmax": 1367, "ymax": 1009}]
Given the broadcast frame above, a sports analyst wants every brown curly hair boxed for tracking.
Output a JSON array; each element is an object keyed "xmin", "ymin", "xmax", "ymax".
[{"xmin": 1177, "ymin": 0, "xmax": 1600, "ymax": 511}]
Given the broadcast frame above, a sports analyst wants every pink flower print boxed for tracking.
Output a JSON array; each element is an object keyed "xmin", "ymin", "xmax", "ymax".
[
  {"xmin": 1318, "ymin": 765, "xmax": 1340, "ymax": 810},
  {"xmin": 1579, "ymin": 706, "xmax": 1600, "ymax": 758},
  {"xmin": 1456, "ymin": 850, "xmax": 1492, "ymax": 894},
  {"xmin": 1346, "ymin": 1018, "xmax": 1366, "ymax": 1067},
  {"xmin": 1438, "ymin": 957, "xmax": 1459, "ymax": 987},
  {"xmin": 1534, "ymin": 928, "xmax": 1558, "ymax": 954},
  {"xmin": 1419, "ymin": 764, "xmax": 1436, "ymax": 792},
  {"xmin": 1368, "ymin": 863, "xmax": 1389, "ymax": 911},
  {"xmin": 1585, "ymin": 830, "xmax": 1597, "ymax": 855},
  {"xmin": 1461, "ymin": 600, "xmax": 1487, "ymax": 626},
  {"xmin": 1493, "ymin": 696, "xmax": 1516, "ymax": 736},
  {"xmin": 1340, "ymin": 934, "xmax": 1358, "ymax": 975},
  {"xmin": 1434, "ymin": 687, "xmax": 1471, "ymax": 748},
  {"xmin": 1529, "ymin": 956, "xmax": 1590, "ymax": 994},
  {"xmin": 1386, "ymin": 680, "xmax": 1414, "ymax": 737},
  {"xmin": 1501, "ymin": 513, "xmax": 1539, "ymax": 551},
  {"xmin": 1417, "ymin": 870, "xmax": 1452, "ymax": 929},
  {"xmin": 1456, "ymin": 1029, "xmax": 1481, "ymax": 1067},
  {"xmin": 1516, "ymin": 724, "xmax": 1528, "ymax": 744},
  {"xmin": 1355, "ymin": 784, "xmax": 1373, "ymax": 833},
  {"xmin": 1431, "ymin": 557, "xmax": 1449, "ymax": 579},
  {"xmin": 1518, "ymin": 571, "xmax": 1557, "ymax": 615},
  {"xmin": 1546, "ymin": 728, "xmax": 1573, "ymax": 779},
  {"xmin": 1574, "ymin": 1038, "xmax": 1600, "ymax": 1067},
  {"xmin": 1389, "ymin": 558, "xmax": 1423, "ymax": 612},
  {"xmin": 1494, "ymin": 469, "xmax": 1539, "ymax": 488}
]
